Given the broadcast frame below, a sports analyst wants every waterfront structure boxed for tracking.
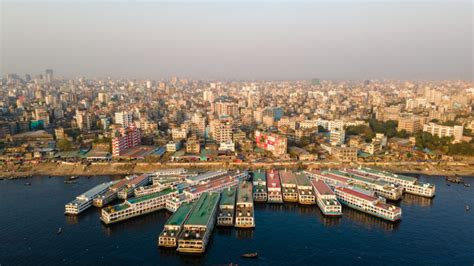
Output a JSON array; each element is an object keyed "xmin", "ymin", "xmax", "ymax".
[
  {"xmin": 254, "ymin": 130, "xmax": 287, "ymax": 156},
  {"xmin": 352, "ymin": 167, "xmax": 436, "ymax": 197},
  {"xmin": 117, "ymin": 173, "xmax": 151, "ymax": 199},
  {"xmin": 235, "ymin": 181, "xmax": 255, "ymax": 228},
  {"xmin": 111, "ymin": 124, "xmax": 141, "ymax": 157},
  {"xmin": 185, "ymin": 170, "xmax": 228, "ymax": 185},
  {"xmin": 183, "ymin": 174, "xmax": 239, "ymax": 202},
  {"xmin": 93, "ymin": 176, "xmax": 136, "ymax": 207},
  {"xmin": 334, "ymin": 186, "xmax": 402, "ymax": 222},
  {"xmin": 423, "ymin": 122, "xmax": 464, "ymax": 142},
  {"xmin": 158, "ymin": 202, "xmax": 194, "ymax": 248},
  {"xmin": 311, "ymin": 179, "xmax": 342, "ymax": 216},
  {"xmin": 266, "ymin": 169, "xmax": 283, "ymax": 203},
  {"xmin": 217, "ymin": 187, "xmax": 237, "ymax": 226},
  {"xmin": 305, "ymin": 169, "xmax": 403, "ymax": 201},
  {"xmin": 252, "ymin": 170, "xmax": 267, "ymax": 202},
  {"xmin": 295, "ymin": 174, "xmax": 315, "ymax": 204},
  {"xmin": 65, "ymin": 181, "xmax": 118, "ymax": 215},
  {"xmin": 280, "ymin": 170, "xmax": 298, "ymax": 202},
  {"xmin": 101, "ymin": 188, "xmax": 178, "ymax": 224},
  {"xmin": 177, "ymin": 192, "xmax": 220, "ymax": 253}
]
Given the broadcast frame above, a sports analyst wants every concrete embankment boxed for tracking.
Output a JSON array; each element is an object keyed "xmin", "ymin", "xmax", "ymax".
[{"xmin": 0, "ymin": 161, "xmax": 473, "ymax": 179}]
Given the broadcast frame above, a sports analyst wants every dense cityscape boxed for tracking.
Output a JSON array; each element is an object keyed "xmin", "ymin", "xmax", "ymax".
[{"xmin": 1, "ymin": 70, "xmax": 473, "ymax": 175}]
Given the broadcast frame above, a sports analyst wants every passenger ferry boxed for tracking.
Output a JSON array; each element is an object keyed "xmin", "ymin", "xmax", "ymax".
[
  {"xmin": 266, "ymin": 169, "xmax": 283, "ymax": 203},
  {"xmin": 311, "ymin": 179, "xmax": 342, "ymax": 216},
  {"xmin": 117, "ymin": 173, "xmax": 151, "ymax": 199},
  {"xmin": 100, "ymin": 188, "xmax": 178, "ymax": 224},
  {"xmin": 134, "ymin": 184, "xmax": 163, "ymax": 197},
  {"xmin": 177, "ymin": 192, "xmax": 220, "ymax": 253},
  {"xmin": 93, "ymin": 176, "xmax": 136, "ymax": 207},
  {"xmin": 305, "ymin": 170, "xmax": 403, "ymax": 201},
  {"xmin": 158, "ymin": 202, "xmax": 194, "ymax": 248},
  {"xmin": 334, "ymin": 186, "xmax": 402, "ymax": 222},
  {"xmin": 217, "ymin": 187, "xmax": 237, "ymax": 226},
  {"xmin": 183, "ymin": 174, "xmax": 239, "ymax": 202},
  {"xmin": 352, "ymin": 167, "xmax": 436, "ymax": 198},
  {"xmin": 280, "ymin": 170, "xmax": 298, "ymax": 202},
  {"xmin": 295, "ymin": 174, "xmax": 316, "ymax": 204},
  {"xmin": 235, "ymin": 181, "xmax": 255, "ymax": 228},
  {"xmin": 252, "ymin": 170, "xmax": 267, "ymax": 202},
  {"xmin": 185, "ymin": 170, "xmax": 229, "ymax": 185},
  {"xmin": 154, "ymin": 168, "xmax": 187, "ymax": 176},
  {"xmin": 65, "ymin": 180, "xmax": 118, "ymax": 215}
]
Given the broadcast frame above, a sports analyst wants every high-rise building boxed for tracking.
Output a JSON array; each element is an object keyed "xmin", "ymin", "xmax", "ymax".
[
  {"xmin": 330, "ymin": 129, "xmax": 345, "ymax": 146},
  {"xmin": 209, "ymin": 118, "xmax": 233, "ymax": 144},
  {"xmin": 212, "ymin": 97, "xmax": 239, "ymax": 118},
  {"xmin": 115, "ymin": 111, "xmax": 133, "ymax": 127},
  {"xmin": 423, "ymin": 123, "xmax": 464, "ymax": 142},
  {"xmin": 45, "ymin": 69, "xmax": 53, "ymax": 83},
  {"xmin": 397, "ymin": 115, "xmax": 423, "ymax": 133},
  {"xmin": 34, "ymin": 107, "xmax": 50, "ymax": 127},
  {"xmin": 112, "ymin": 124, "xmax": 141, "ymax": 157}
]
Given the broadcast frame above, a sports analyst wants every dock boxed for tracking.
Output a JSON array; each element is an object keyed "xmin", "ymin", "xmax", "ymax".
[
  {"xmin": 158, "ymin": 202, "xmax": 194, "ymax": 247},
  {"xmin": 177, "ymin": 192, "xmax": 220, "ymax": 253},
  {"xmin": 217, "ymin": 187, "xmax": 237, "ymax": 226},
  {"xmin": 252, "ymin": 170, "xmax": 267, "ymax": 202},
  {"xmin": 235, "ymin": 181, "xmax": 255, "ymax": 228}
]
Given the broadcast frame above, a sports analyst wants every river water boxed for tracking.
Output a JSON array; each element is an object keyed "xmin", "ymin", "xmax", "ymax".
[{"xmin": 0, "ymin": 174, "xmax": 473, "ymax": 265}]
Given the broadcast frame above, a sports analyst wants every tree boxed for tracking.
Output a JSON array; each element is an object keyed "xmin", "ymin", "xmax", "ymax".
[{"xmin": 57, "ymin": 139, "xmax": 74, "ymax": 152}]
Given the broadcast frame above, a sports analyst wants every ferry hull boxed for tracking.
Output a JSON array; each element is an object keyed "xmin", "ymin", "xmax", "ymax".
[{"xmin": 339, "ymin": 199, "xmax": 401, "ymax": 222}]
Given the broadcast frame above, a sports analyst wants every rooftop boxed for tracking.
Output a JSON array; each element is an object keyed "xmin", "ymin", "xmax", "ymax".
[
  {"xmin": 311, "ymin": 179, "xmax": 335, "ymax": 196},
  {"xmin": 279, "ymin": 170, "xmax": 296, "ymax": 185},
  {"xmin": 186, "ymin": 192, "xmax": 220, "ymax": 226},
  {"xmin": 165, "ymin": 202, "xmax": 194, "ymax": 226},
  {"xmin": 295, "ymin": 174, "xmax": 312, "ymax": 187},
  {"xmin": 237, "ymin": 181, "xmax": 253, "ymax": 203},
  {"xmin": 127, "ymin": 188, "xmax": 176, "ymax": 204},
  {"xmin": 220, "ymin": 187, "xmax": 237, "ymax": 207},
  {"xmin": 252, "ymin": 170, "xmax": 266, "ymax": 182}
]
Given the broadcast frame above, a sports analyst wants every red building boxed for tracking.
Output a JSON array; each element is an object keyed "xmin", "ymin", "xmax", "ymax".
[
  {"xmin": 255, "ymin": 130, "xmax": 287, "ymax": 156},
  {"xmin": 112, "ymin": 124, "xmax": 141, "ymax": 157}
]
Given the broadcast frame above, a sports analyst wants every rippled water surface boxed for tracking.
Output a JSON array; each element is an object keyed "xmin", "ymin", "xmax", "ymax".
[{"xmin": 0, "ymin": 175, "xmax": 473, "ymax": 265}]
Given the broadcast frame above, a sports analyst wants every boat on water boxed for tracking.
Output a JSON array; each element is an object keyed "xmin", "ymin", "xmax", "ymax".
[
  {"xmin": 57, "ymin": 227, "xmax": 62, "ymax": 235},
  {"xmin": 24, "ymin": 182, "xmax": 31, "ymax": 186},
  {"xmin": 241, "ymin": 252, "xmax": 258, "ymax": 259},
  {"xmin": 464, "ymin": 183, "xmax": 470, "ymax": 187},
  {"xmin": 466, "ymin": 205, "xmax": 471, "ymax": 211},
  {"xmin": 69, "ymin": 176, "xmax": 78, "ymax": 180},
  {"xmin": 64, "ymin": 180, "xmax": 76, "ymax": 184}
]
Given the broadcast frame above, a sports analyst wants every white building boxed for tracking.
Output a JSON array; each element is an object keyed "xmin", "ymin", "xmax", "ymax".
[
  {"xmin": 423, "ymin": 122, "xmax": 464, "ymax": 142},
  {"xmin": 115, "ymin": 111, "xmax": 133, "ymax": 127}
]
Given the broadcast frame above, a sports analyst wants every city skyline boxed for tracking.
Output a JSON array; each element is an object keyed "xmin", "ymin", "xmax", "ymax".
[{"xmin": 1, "ymin": 1, "xmax": 473, "ymax": 80}]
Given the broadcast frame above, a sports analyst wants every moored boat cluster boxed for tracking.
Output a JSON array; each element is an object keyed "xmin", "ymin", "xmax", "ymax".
[{"xmin": 64, "ymin": 167, "xmax": 435, "ymax": 254}]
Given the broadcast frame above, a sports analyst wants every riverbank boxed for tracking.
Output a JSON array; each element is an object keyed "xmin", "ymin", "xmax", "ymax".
[{"xmin": 1, "ymin": 160, "xmax": 473, "ymax": 179}]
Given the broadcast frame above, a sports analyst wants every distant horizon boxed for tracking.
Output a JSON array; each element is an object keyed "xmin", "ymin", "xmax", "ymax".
[{"xmin": 1, "ymin": 1, "xmax": 473, "ymax": 80}]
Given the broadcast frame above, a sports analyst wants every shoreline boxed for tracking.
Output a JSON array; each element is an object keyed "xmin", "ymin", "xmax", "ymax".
[{"xmin": 1, "ymin": 161, "xmax": 473, "ymax": 179}]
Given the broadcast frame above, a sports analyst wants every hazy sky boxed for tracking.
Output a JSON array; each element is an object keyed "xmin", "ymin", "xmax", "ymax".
[{"xmin": 1, "ymin": 0, "xmax": 473, "ymax": 80}]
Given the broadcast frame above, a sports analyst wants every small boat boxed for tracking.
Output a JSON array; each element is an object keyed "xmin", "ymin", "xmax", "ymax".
[
  {"xmin": 241, "ymin": 252, "xmax": 258, "ymax": 259},
  {"xmin": 466, "ymin": 205, "xmax": 471, "ymax": 211},
  {"xmin": 64, "ymin": 180, "xmax": 76, "ymax": 184},
  {"xmin": 69, "ymin": 176, "xmax": 78, "ymax": 180},
  {"xmin": 24, "ymin": 182, "xmax": 31, "ymax": 186},
  {"xmin": 57, "ymin": 227, "xmax": 62, "ymax": 235},
  {"xmin": 464, "ymin": 183, "xmax": 470, "ymax": 187}
]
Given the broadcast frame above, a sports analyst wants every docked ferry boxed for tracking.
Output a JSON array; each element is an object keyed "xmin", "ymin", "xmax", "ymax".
[
  {"xmin": 177, "ymin": 192, "xmax": 220, "ymax": 253},
  {"xmin": 183, "ymin": 174, "xmax": 239, "ymax": 202},
  {"xmin": 100, "ymin": 188, "xmax": 178, "ymax": 224},
  {"xmin": 334, "ymin": 186, "xmax": 402, "ymax": 222},
  {"xmin": 305, "ymin": 169, "xmax": 403, "ymax": 201},
  {"xmin": 295, "ymin": 174, "xmax": 316, "ymax": 205},
  {"xmin": 93, "ymin": 176, "xmax": 136, "ymax": 207},
  {"xmin": 158, "ymin": 202, "xmax": 194, "ymax": 248},
  {"xmin": 352, "ymin": 167, "xmax": 436, "ymax": 198},
  {"xmin": 311, "ymin": 179, "xmax": 342, "ymax": 216},
  {"xmin": 65, "ymin": 180, "xmax": 118, "ymax": 215},
  {"xmin": 235, "ymin": 181, "xmax": 255, "ymax": 228},
  {"xmin": 266, "ymin": 169, "xmax": 283, "ymax": 203},
  {"xmin": 280, "ymin": 170, "xmax": 298, "ymax": 202},
  {"xmin": 117, "ymin": 173, "xmax": 151, "ymax": 199},
  {"xmin": 252, "ymin": 170, "xmax": 267, "ymax": 202},
  {"xmin": 217, "ymin": 187, "xmax": 237, "ymax": 226}
]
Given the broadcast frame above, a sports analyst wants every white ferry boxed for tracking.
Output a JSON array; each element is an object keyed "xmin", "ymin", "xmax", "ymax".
[
  {"xmin": 117, "ymin": 173, "xmax": 151, "ymax": 199},
  {"xmin": 280, "ymin": 170, "xmax": 298, "ymax": 202},
  {"xmin": 295, "ymin": 174, "xmax": 315, "ymax": 205},
  {"xmin": 334, "ymin": 186, "xmax": 402, "ymax": 222},
  {"xmin": 100, "ymin": 188, "xmax": 178, "ymax": 224},
  {"xmin": 158, "ymin": 202, "xmax": 194, "ymax": 248},
  {"xmin": 252, "ymin": 170, "xmax": 267, "ymax": 202},
  {"xmin": 65, "ymin": 180, "xmax": 118, "ymax": 215},
  {"xmin": 183, "ymin": 174, "xmax": 239, "ymax": 202},
  {"xmin": 235, "ymin": 181, "xmax": 255, "ymax": 228},
  {"xmin": 311, "ymin": 179, "xmax": 342, "ymax": 216},
  {"xmin": 353, "ymin": 167, "xmax": 436, "ymax": 198},
  {"xmin": 217, "ymin": 187, "xmax": 237, "ymax": 226}
]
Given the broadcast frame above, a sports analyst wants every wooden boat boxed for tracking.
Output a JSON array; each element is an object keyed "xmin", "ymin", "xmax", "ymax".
[{"xmin": 241, "ymin": 252, "xmax": 258, "ymax": 259}]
